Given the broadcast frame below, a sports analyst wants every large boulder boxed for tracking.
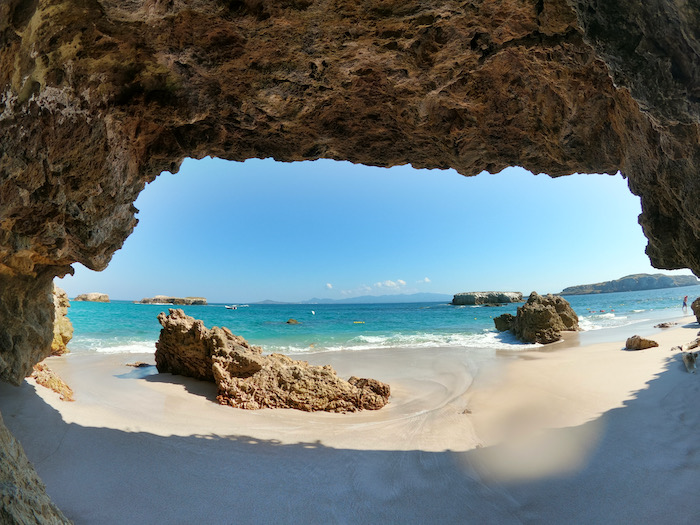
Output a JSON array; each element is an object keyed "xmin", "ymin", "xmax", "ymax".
[
  {"xmin": 156, "ymin": 309, "xmax": 390, "ymax": 412},
  {"xmin": 51, "ymin": 285, "xmax": 73, "ymax": 356},
  {"xmin": 508, "ymin": 292, "xmax": 579, "ymax": 344},
  {"xmin": 691, "ymin": 297, "xmax": 700, "ymax": 324},
  {"xmin": 452, "ymin": 292, "xmax": 523, "ymax": 305}
]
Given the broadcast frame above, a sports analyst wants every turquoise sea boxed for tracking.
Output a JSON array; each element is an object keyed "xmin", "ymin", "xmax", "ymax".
[{"xmin": 64, "ymin": 285, "xmax": 699, "ymax": 357}]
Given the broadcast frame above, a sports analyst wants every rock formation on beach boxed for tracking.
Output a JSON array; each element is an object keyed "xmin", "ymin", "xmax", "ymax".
[
  {"xmin": 74, "ymin": 292, "xmax": 110, "ymax": 302},
  {"xmin": 495, "ymin": 292, "xmax": 579, "ymax": 344},
  {"xmin": 452, "ymin": 292, "xmax": 523, "ymax": 306},
  {"xmin": 156, "ymin": 309, "xmax": 390, "ymax": 412},
  {"xmin": 560, "ymin": 274, "xmax": 699, "ymax": 295},
  {"xmin": 625, "ymin": 335, "xmax": 659, "ymax": 351},
  {"xmin": 139, "ymin": 296, "xmax": 208, "ymax": 306},
  {"xmin": 52, "ymin": 284, "xmax": 73, "ymax": 356}
]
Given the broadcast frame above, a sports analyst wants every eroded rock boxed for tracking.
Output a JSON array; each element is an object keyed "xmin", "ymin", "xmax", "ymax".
[
  {"xmin": 51, "ymin": 284, "xmax": 73, "ymax": 356},
  {"xmin": 0, "ymin": 411, "xmax": 70, "ymax": 524},
  {"xmin": 625, "ymin": 335, "xmax": 659, "ymax": 351},
  {"xmin": 507, "ymin": 292, "xmax": 579, "ymax": 344},
  {"xmin": 691, "ymin": 297, "xmax": 700, "ymax": 324},
  {"xmin": 156, "ymin": 309, "xmax": 390, "ymax": 412}
]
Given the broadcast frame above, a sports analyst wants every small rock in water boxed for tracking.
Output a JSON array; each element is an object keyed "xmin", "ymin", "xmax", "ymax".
[{"xmin": 286, "ymin": 318, "xmax": 300, "ymax": 324}]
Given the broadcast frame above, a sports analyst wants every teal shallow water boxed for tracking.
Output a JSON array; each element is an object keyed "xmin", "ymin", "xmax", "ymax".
[{"xmin": 64, "ymin": 285, "xmax": 699, "ymax": 356}]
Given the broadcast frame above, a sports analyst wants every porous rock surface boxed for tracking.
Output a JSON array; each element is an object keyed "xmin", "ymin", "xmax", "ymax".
[
  {"xmin": 74, "ymin": 292, "xmax": 110, "ymax": 302},
  {"xmin": 156, "ymin": 309, "xmax": 390, "ymax": 412},
  {"xmin": 0, "ymin": 411, "xmax": 70, "ymax": 524},
  {"xmin": 51, "ymin": 284, "xmax": 73, "ymax": 355},
  {"xmin": 496, "ymin": 291, "xmax": 579, "ymax": 344},
  {"xmin": 452, "ymin": 292, "xmax": 523, "ymax": 305}
]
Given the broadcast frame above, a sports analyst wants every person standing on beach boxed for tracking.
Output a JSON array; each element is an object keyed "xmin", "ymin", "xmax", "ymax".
[{"xmin": 683, "ymin": 295, "xmax": 688, "ymax": 311}]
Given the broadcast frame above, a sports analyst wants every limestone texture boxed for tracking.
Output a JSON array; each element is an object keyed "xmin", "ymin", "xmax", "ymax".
[
  {"xmin": 0, "ymin": 411, "xmax": 70, "ymax": 524},
  {"xmin": 30, "ymin": 363, "xmax": 75, "ymax": 402},
  {"xmin": 505, "ymin": 291, "xmax": 579, "ymax": 344},
  {"xmin": 51, "ymin": 284, "xmax": 73, "ymax": 356},
  {"xmin": 1, "ymin": 0, "xmax": 700, "ymax": 383},
  {"xmin": 74, "ymin": 292, "xmax": 110, "ymax": 302},
  {"xmin": 625, "ymin": 335, "xmax": 659, "ymax": 351},
  {"xmin": 452, "ymin": 292, "xmax": 523, "ymax": 305},
  {"xmin": 156, "ymin": 309, "xmax": 390, "ymax": 412}
]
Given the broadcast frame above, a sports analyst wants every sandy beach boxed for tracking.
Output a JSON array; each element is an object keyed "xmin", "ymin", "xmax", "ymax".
[{"xmin": 2, "ymin": 318, "xmax": 700, "ymax": 523}]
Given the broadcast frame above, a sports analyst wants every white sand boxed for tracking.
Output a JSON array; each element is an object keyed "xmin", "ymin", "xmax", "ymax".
[{"xmin": 2, "ymin": 319, "xmax": 700, "ymax": 523}]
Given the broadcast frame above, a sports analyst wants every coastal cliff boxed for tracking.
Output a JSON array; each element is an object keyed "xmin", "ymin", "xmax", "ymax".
[{"xmin": 561, "ymin": 273, "xmax": 699, "ymax": 295}]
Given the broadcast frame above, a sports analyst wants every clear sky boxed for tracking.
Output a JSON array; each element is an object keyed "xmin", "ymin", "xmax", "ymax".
[{"xmin": 58, "ymin": 157, "xmax": 692, "ymax": 303}]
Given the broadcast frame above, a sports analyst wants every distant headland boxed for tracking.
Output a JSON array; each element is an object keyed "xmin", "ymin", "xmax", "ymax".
[
  {"xmin": 137, "ymin": 296, "xmax": 207, "ymax": 306},
  {"xmin": 560, "ymin": 273, "xmax": 699, "ymax": 295}
]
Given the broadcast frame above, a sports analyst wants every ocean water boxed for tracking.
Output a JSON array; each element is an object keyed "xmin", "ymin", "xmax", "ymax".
[{"xmin": 64, "ymin": 285, "xmax": 699, "ymax": 357}]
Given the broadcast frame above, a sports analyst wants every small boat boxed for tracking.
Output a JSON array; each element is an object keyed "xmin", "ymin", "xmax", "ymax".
[{"xmin": 225, "ymin": 305, "xmax": 237, "ymax": 310}]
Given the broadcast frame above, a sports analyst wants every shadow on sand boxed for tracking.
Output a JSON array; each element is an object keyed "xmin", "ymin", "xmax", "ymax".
[{"xmin": 1, "ymin": 351, "xmax": 700, "ymax": 524}]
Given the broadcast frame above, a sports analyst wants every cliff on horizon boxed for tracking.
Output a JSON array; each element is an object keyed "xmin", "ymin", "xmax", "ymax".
[{"xmin": 560, "ymin": 274, "xmax": 699, "ymax": 295}]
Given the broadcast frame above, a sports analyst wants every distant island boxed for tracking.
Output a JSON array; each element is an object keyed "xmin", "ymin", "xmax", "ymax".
[
  {"xmin": 560, "ymin": 273, "xmax": 699, "ymax": 295},
  {"xmin": 73, "ymin": 292, "xmax": 109, "ymax": 302},
  {"xmin": 137, "ymin": 295, "xmax": 207, "ymax": 305},
  {"xmin": 452, "ymin": 292, "xmax": 523, "ymax": 305}
]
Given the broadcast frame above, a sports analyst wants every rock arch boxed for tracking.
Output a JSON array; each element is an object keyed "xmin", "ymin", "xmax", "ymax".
[{"xmin": 1, "ymin": 0, "xmax": 699, "ymax": 383}]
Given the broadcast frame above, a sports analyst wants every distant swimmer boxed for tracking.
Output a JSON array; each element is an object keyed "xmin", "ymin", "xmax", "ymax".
[
  {"xmin": 311, "ymin": 310, "xmax": 315, "ymax": 315},
  {"xmin": 683, "ymin": 296, "xmax": 688, "ymax": 311}
]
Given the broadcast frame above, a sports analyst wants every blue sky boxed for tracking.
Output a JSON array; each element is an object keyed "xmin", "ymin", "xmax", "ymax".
[{"xmin": 58, "ymin": 157, "xmax": 692, "ymax": 302}]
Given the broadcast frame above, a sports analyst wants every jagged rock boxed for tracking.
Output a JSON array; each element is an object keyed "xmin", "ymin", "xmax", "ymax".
[
  {"xmin": 286, "ymin": 318, "xmax": 300, "ymax": 325},
  {"xmin": 156, "ymin": 309, "xmax": 390, "ymax": 412},
  {"xmin": 139, "ymin": 296, "xmax": 207, "ymax": 306},
  {"xmin": 0, "ymin": 411, "xmax": 71, "ymax": 524},
  {"xmin": 509, "ymin": 292, "xmax": 579, "ymax": 344},
  {"xmin": 74, "ymin": 292, "xmax": 110, "ymax": 302},
  {"xmin": 654, "ymin": 322, "xmax": 677, "ymax": 329},
  {"xmin": 691, "ymin": 298, "xmax": 700, "ymax": 324},
  {"xmin": 494, "ymin": 313, "xmax": 516, "ymax": 332},
  {"xmin": 452, "ymin": 292, "xmax": 523, "ymax": 306},
  {"xmin": 51, "ymin": 284, "xmax": 73, "ymax": 356},
  {"xmin": 625, "ymin": 335, "xmax": 659, "ymax": 351},
  {"xmin": 31, "ymin": 363, "xmax": 74, "ymax": 402}
]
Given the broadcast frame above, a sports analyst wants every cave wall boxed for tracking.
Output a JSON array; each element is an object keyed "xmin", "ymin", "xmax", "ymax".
[{"xmin": 0, "ymin": 0, "xmax": 698, "ymax": 380}]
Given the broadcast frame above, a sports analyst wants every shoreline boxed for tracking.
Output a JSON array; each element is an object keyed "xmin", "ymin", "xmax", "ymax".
[{"xmin": 1, "ymin": 315, "xmax": 699, "ymax": 522}]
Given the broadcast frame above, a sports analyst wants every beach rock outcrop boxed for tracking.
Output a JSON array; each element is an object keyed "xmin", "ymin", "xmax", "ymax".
[
  {"xmin": 503, "ymin": 292, "xmax": 579, "ymax": 344},
  {"xmin": 452, "ymin": 292, "xmax": 523, "ymax": 306},
  {"xmin": 691, "ymin": 298, "xmax": 700, "ymax": 324},
  {"xmin": 51, "ymin": 285, "xmax": 73, "ymax": 356},
  {"xmin": 625, "ymin": 335, "xmax": 659, "ymax": 351},
  {"xmin": 156, "ymin": 309, "xmax": 390, "ymax": 412},
  {"xmin": 74, "ymin": 292, "xmax": 110, "ymax": 302},
  {"xmin": 139, "ymin": 296, "xmax": 207, "ymax": 306},
  {"xmin": 494, "ymin": 313, "xmax": 516, "ymax": 332},
  {"xmin": 0, "ymin": 411, "xmax": 71, "ymax": 524}
]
